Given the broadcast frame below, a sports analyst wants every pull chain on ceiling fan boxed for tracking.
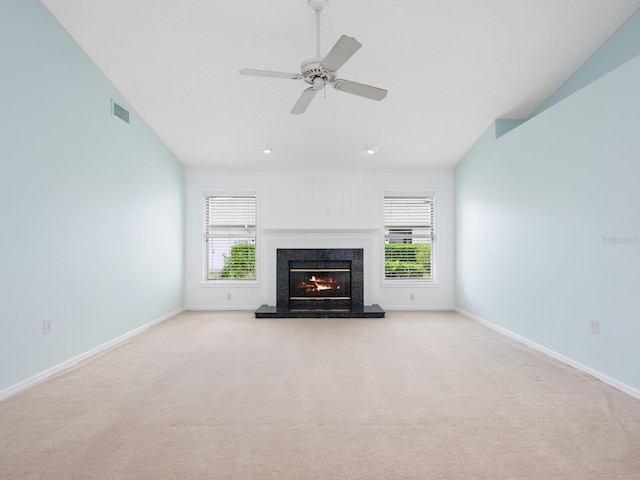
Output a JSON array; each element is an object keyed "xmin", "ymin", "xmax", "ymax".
[{"xmin": 240, "ymin": 0, "xmax": 388, "ymax": 114}]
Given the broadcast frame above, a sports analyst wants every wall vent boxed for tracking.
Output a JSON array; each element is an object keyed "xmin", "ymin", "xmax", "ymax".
[{"xmin": 111, "ymin": 100, "xmax": 130, "ymax": 124}]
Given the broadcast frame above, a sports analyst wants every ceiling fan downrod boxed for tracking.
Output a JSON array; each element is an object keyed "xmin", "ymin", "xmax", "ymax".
[{"xmin": 309, "ymin": 0, "xmax": 328, "ymax": 58}]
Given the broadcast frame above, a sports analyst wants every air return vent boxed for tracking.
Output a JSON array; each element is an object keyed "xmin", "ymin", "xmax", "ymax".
[{"xmin": 111, "ymin": 100, "xmax": 130, "ymax": 124}]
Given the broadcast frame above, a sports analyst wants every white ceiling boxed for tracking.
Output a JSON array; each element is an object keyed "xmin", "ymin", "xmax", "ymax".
[{"xmin": 41, "ymin": 0, "xmax": 640, "ymax": 171}]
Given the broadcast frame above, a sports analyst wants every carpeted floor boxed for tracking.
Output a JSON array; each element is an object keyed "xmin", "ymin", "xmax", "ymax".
[{"xmin": 1, "ymin": 310, "xmax": 639, "ymax": 479}]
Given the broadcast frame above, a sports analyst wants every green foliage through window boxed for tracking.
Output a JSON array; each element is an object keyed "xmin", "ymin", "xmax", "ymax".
[
  {"xmin": 384, "ymin": 243, "xmax": 431, "ymax": 278},
  {"xmin": 210, "ymin": 244, "xmax": 255, "ymax": 280}
]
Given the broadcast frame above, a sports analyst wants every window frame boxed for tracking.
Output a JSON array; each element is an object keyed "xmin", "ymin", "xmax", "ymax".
[
  {"xmin": 382, "ymin": 192, "xmax": 437, "ymax": 284},
  {"xmin": 202, "ymin": 192, "xmax": 258, "ymax": 284}
]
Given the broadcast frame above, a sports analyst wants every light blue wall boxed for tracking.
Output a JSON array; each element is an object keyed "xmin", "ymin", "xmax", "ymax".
[
  {"xmin": 455, "ymin": 52, "xmax": 640, "ymax": 389},
  {"xmin": 0, "ymin": 0, "xmax": 185, "ymax": 391},
  {"xmin": 532, "ymin": 8, "xmax": 640, "ymax": 116}
]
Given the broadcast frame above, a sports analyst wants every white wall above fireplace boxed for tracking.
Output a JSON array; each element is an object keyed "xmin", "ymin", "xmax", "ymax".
[{"xmin": 185, "ymin": 169, "xmax": 454, "ymax": 310}]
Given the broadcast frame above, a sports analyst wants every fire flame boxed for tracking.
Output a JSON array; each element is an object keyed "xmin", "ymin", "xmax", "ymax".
[{"xmin": 300, "ymin": 275, "xmax": 342, "ymax": 293}]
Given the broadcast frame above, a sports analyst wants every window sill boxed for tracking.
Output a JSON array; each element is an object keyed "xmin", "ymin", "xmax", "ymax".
[
  {"xmin": 200, "ymin": 280, "xmax": 260, "ymax": 288},
  {"xmin": 381, "ymin": 280, "xmax": 440, "ymax": 288}
]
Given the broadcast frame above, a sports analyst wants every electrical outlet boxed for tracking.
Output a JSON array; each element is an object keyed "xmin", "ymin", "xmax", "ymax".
[
  {"xmin": 226, "ymin": 293, "xmax": 232, "ymax": 301},
  {"xmin": 590, "ymin": 320, "xmax": 599, "ymax": 334},
  {"xmin": 43, "ymin": 318, "xmax": 53, "ymax": 334},
  {"xmin": 410, "ymin": 293, "xmax": 415, "ymax": 301}
]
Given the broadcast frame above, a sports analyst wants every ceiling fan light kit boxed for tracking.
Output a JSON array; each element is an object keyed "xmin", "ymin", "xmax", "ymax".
[{"xmin": 240, "ymin": 0, "xmax": 387, "ymax": 114}]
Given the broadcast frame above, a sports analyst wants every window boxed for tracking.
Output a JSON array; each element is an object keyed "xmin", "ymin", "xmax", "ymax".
[
  {"xmin": 383, "ymin": 195, "xmax": 436, "ymax": 280},
  {"xmin": 204, "ymin": 195, "xmax": 256, "ymax": 281},
  {"xmin": 387, "ymin": 228, "xmax": 413, "ymax": 244}
]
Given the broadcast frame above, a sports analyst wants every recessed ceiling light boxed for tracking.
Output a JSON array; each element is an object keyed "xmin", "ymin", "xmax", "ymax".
[
  {"xmin": 260, "ymin": 146, "xmax": 274, "ymax": 154},
  {"xmin": 364, "ymin": 146, "xmax": 378, "ymax": 155}
]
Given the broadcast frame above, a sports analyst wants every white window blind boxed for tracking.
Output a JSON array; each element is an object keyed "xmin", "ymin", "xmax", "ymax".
[
  {"xmin": 204, "ymin": 196, "xmax": 256, "ymax": 280},
  {"xmin": 384, "ymin": 196, "xmax": 435, "ymax": 280}
]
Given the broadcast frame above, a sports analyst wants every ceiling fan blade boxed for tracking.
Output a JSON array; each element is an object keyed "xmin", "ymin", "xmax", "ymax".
[
  {"xmin": 333, "ymin": 79, "xmax": 387, "ymax": 101},
  {"xmin": 239, "ymin": 68, "xmax": 301, "ymax": 80},
  {"xmin": 321, "ymin": 35, "xmax": 362, "ymax": 72},
  {"xmin": 291, "ymin": 87, "xmax": 317, "ymax": 114}
]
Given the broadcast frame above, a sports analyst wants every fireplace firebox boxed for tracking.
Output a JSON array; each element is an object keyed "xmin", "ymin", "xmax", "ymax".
[
  {"xmin": 254, "ymin": 248, "xmax": 384, "ymax": 318},
  {"xmin": 289, "ymin": 268, "xmax": 351, "ymax": 300}
]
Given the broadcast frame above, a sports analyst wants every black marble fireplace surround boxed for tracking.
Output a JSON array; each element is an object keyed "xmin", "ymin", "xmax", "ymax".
[{"xmin": 255, "ymin": 248, "xmax": 385, "ymax": 318}]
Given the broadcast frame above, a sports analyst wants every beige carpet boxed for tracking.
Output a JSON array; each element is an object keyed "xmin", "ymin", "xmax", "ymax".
[{"xmin": 1, "ymin": 310, "xmax": 639, "ymax": 479}]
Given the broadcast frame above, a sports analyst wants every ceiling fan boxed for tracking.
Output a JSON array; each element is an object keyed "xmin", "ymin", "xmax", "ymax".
[{"xmin": 240, "ymin": 0, "xmax": 388, "ymax": 114}]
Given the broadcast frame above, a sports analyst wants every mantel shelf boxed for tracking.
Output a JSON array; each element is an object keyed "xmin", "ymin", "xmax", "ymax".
[{"xmin": 261, "ymin": 228, "xmax": 381, "ymax": 235}]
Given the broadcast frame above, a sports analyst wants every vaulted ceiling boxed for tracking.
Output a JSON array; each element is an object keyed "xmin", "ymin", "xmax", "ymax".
[{"xmin": 41, "ymin": 0, "xmax": 640, "ymax": 170}]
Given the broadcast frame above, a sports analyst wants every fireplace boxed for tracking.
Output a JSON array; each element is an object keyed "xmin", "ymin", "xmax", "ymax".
[
  {"xmin": 255, "ymin": 248, "xmax": 384, "ymax": 318},
  {"xmin": 289, "ymin": 268, "xmax": 351, "ymax": 300},
  {"xmin": 277, "ymin": 248, "xmax": 363, "ymax": 311}
]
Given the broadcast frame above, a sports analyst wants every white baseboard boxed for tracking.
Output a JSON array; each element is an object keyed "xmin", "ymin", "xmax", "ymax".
[
  {"xmin": 0, "ymin": 307, "xmax": 184, "ymax": 402},
  {"xmin": 185, "ymin": 306, "xmax": 258, "ymax": 311},
  {"xmin": 383, "ymin": 305, "xmax": 455, "ymax": 311},
  {"xmin": 186, "ymin": 306, "xmax": 456, "ymax": 312},
  {"xmin": 455, "ymin": 307, "xmax": 640, "ymax": 401}
]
